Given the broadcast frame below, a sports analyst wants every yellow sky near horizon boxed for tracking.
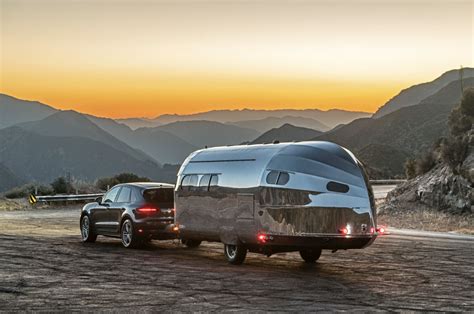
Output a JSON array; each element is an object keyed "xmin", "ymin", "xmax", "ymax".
[{"xmin": 1, "ymin": 0, "xmax": 473, "ymax": 118}]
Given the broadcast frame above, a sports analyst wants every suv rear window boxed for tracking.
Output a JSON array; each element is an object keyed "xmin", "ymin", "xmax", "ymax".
[{"xmin": 143, "ymin": 188, "xmax": 174, "ymax": 208}]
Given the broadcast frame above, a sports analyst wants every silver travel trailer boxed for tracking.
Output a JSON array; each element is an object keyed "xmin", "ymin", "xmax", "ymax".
[{"xmin": 174, "ymin": 141, "xmax": 377, "ymax": 264}]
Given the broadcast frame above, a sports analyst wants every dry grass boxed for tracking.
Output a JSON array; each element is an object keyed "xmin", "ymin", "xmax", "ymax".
[
  {"xmin": 0, "ymin": 197, "xmax": 51, "ymax": 211},
  {"xmin": 378, "ymin": 202, "xmax": 474, "ymax": 234}
]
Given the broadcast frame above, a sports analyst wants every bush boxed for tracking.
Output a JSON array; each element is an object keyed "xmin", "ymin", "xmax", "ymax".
[
  {"xmin": 460, "ymin": 87, "xmax": 474, "ymax": 117},
  {"xmin": 449, "ymin": 107, "xmax": 472, "ymax": 136},
  {"xmin": 404, "ymin": 158, "xmax": 417, "ymax": 179},
  {"xmin": 4, "ymin": 183, "xmax": 53, "ymax": 199},
  {"xmin": 96, "ymin": 173, "xmax": 151, "ymax": 191},
  {"xmin": 51, "ymin": 177, "xmax": 74, "ymax": 194},
  {"xmin": 440, "ymin": 136, "xmax": 469, "ymax": 173},
  {"xmin": 415, "ymin": 152, "xmax": 436, "ymax": 175}
]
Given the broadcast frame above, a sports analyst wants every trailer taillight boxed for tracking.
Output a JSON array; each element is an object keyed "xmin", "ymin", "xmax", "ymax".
[
  {"xmin": 257, "ymin": 234, "xmax": 267, "ymax": 243},
  {"xmin": 376, "ymin": 226, "xmax": 386, "ymax": 234},
  {"xmin": 339, "ymin": 228, "xmax": 349, "ymax": 235}
]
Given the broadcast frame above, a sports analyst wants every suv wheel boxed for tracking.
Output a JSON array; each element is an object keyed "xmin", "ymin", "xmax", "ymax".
[
  {"xmin": 121, "ymin": 219, "xmax": 141, "ymax": 248},
  {"xmin": 80, "ymin": 215, "xmax": 97, "ymax": 243}
]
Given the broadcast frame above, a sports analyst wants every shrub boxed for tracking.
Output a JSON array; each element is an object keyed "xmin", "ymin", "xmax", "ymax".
[
  {"xmin": 440, "ymin": 136, "xmax": 469, "ymax": 172},
  {"xmin": 4, "ymin": 183, "xmax": 53, "ymax": 199},
  {"xmin": 404, "ymin": 158, "xmax": 417, "ymax": 179},
  {"xmin": 415, "ymin": 151, "xmax": 436, "ymax": 176},
  {"xmin": 51, "ymin": 177, "xmax": 74, "ymax": 194},
  {"xmin": 460, "ymin": 87, "xmax": 474, "ymax": 117},
  {"xmin": 449, "ymin": 107, "xmax": 472, "ymax": 136},
  {"xmin": 96, "ymin": 173, "xmax": 151, "ymax": 191}
]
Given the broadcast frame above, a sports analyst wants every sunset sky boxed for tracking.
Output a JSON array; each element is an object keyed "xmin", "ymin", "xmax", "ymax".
[{"xmin": 1, "ymin": 0, "xmax": 473, "ymax": 118}]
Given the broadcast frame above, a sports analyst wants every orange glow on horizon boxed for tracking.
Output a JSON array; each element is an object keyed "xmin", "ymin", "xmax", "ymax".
[{"xmin": 1, "ymin": 0, "xmax": 472, "ymax": 118}]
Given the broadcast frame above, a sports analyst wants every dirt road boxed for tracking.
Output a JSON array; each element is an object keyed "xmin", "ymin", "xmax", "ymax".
[{"xmin": 0, "ymin": 208, "xmax": 473, "ymax": 311}]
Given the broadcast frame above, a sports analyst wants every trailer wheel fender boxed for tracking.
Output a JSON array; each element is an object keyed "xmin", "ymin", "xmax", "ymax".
[{"xmin": 219, "ymin": 227, "xmax": 239, "ymax": 245}]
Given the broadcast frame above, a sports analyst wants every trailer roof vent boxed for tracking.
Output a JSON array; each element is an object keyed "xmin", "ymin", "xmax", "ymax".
[{"xmin": 273, "ymin": 140, "xmax": 280, "ymax": 144}]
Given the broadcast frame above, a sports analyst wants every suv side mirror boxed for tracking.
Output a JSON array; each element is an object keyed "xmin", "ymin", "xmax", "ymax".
[{"xmin": 95, "ymin": 196, "xmax": 103, "ymax": 204}]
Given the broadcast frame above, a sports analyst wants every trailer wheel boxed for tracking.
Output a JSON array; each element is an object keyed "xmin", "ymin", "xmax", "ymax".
[
  {"xmin": 181, "ymin": 239, "xmax": 202, "ymax": 248},
  {"xmin": 224, "ymin": 244, "xmax": 247, "ymax": 265},
  {"xmin": 299, "ymin": 249, "xmax": 322, "ymax": 263}
]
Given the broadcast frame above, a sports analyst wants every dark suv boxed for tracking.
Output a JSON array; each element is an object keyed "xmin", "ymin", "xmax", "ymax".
[{"xmin": 80, "ymin": 182, "xmax": 177, "ymax": 248}]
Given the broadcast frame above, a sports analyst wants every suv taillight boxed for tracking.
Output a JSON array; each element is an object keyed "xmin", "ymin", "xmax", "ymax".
[{"xmin": 137, "ymin": 207, "xmax": 159, "ymax": 213}]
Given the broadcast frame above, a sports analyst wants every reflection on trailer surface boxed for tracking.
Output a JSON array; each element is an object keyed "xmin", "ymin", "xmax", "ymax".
[{"xmin": 175, "ymin": 141, "xmax": 377, "ymax": 264}]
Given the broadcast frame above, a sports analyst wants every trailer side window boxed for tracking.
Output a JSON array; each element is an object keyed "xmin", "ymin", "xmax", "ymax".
[
  {"xmin": 277, "ymin": 172, "xmax": 289, "ymax": 185},
  {"xmin": 209, "ymin": 174, "xmax": 219, "ymax": 191},
  {"xmin": 266, "ymin": 171, "xmax": 289, "ymax": 185},
  {"xmin": 266, "ymin": 171, "xmax": 279, "ymax": 184},
  {"xmin": 199, "ymin": 174, "xmax": 211, "ymax": 190},
  {"xmin": 181, "ymin": 175, "xmax": 198, "ymax": 191}
]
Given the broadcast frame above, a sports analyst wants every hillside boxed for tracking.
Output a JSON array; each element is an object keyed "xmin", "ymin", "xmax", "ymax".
[
  {"xmin": 115, "ymin": 118, "xmax": 159, "ymax": 130},
  {"xmin": 0, "ymin": 163, "xmax": 24, "ymax": 192},
  {"xmin": 249, "ymin": 124, "xmax": 323, "ymax": 144},
  {"xmin": 373, "ymin": 68, "xmax": 474, "ymax": 118},
  {"xmin": 230, "ymin": 116, "xmax": 329, "ymax": 133},
  {"xmin": 154, "ymin": 120, "xmax": 259, "ymax": 148},
  {"xmin": 356, "ymin": 144, "xmax": 410, "ymax": 178},
  {"xmin": 19, "ymin": 111, "xmax": 156, "ymax": 164},
  {"xmin": 316, "ymin": 78, "xmax": 474, "ymax": 176},
  {"xmin": 0, "ymin": 94, "xmax": 57, "ymax": 129},
  {"xmin": 147, "ymin": 108, "xmax": 370, "ymax": 129},
  {"xmin": 131, "ymin": 128, "xmax": 198, "ymax": 164},
  {"xmin": 0, "ymin": 127, "xmax": 172, "ymax": 184}
]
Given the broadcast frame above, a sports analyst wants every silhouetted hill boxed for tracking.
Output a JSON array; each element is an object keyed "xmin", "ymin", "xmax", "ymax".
[
  {"xmin": 316, "ymin": 78, "xmax": 474, "ymax": 176},
  {"xmin": 19, "ymin": 111, "xmax": 155, "ymax": 164},
  {"xmin": 115, "ymin": 118, "xmax": 159, "ymax": 130},
  {"xmin": 132, "ymin": 128, "xmax": 198, "ymax": 164},
  {"xmin": 0, "ymin": 94, "xmax": 57, "ymax": 129},
  {"xmin": 0, "ymin": 162, "xmax": 24, "ymax": 192},
  {"xmin": 87, "ymin": 115, "xmax": 199, "ymax": 163},
  {"xmin": 149, "ymin": 108, "xmax": 370, "ymax": 129},
  {"xmin": 230, "ymin": 116, "xmax": 329, "ymax": 133},
  {"xmin": 250, "ymin": 124, "xmax": 323, "ymax": 144},
  {"xmin": 373, "ymin": 68, "xmax": 474, "ymax": 118},
  {"xmin": 154, "ymin": 120, "xmax": 259, "ymax": 148},
  {"xmin": 0, "ymin": 127, "xmax": 172, "ymax": 183}
]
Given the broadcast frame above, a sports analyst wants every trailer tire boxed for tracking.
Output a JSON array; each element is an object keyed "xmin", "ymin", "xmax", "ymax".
[
  {"xmin": 181, "ymin": 239, "xmax": 202, "ymax": 248},
  {"xmin": 224, "ymin": 244, "xmax": 247, "ymax": 265},
  {"xmin": 299, "ymin": 249, "xmax": 322, "ymax": 263}
]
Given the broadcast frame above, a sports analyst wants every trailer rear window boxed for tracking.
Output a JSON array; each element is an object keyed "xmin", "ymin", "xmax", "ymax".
[
  {"xmin": 326, "ymin": 181, "xmax": 349, "ymax": 193},
  {"xmin": 143, "ymin": 188, "xmax": 174, "ymax": 208}
]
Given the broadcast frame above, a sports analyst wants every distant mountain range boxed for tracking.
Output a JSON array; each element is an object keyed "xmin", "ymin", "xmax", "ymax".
[
  {"xmin": 118, "ymin": 108, "xmax": 370, "ymax": 130},
  {"xmin": 0, "ymin": 67, "xmax": 471, "ymax": 189},
  {"xmin": 373, "ymin": 67, "xmax": 474, "ymax": 118},
  {"xmin": 230, "ymin": 116, "xmax": 329, "ymax": 133}
]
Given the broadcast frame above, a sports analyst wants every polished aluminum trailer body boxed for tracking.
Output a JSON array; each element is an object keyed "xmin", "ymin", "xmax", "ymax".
[{"xmin": 175, "ymin": 141, "xmax": 377, "ymax": 255}]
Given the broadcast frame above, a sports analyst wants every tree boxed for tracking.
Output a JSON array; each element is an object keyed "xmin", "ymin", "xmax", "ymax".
[
  {"xmin": 460, "ymin": 87, "xmax": 474, "ymax": 117},
  {"xmin": 51, "ymin": 177, "xmax": 73, "ymax": 194}
]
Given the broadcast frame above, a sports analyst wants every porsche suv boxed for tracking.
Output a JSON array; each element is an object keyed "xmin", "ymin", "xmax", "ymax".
[{"xmin": 80, "ymin": 182, "xmax": 177, "ymax": 248}]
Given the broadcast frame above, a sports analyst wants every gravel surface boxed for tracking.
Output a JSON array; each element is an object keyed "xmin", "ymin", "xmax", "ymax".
[{"xmin": 0, "ymin": 208, "xmax": 473, "ymax": 311}]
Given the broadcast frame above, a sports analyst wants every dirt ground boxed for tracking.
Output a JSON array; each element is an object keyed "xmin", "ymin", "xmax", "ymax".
[{"xmin": 0, "ymin": 208, "xmax": 473, "ymax": 311}]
